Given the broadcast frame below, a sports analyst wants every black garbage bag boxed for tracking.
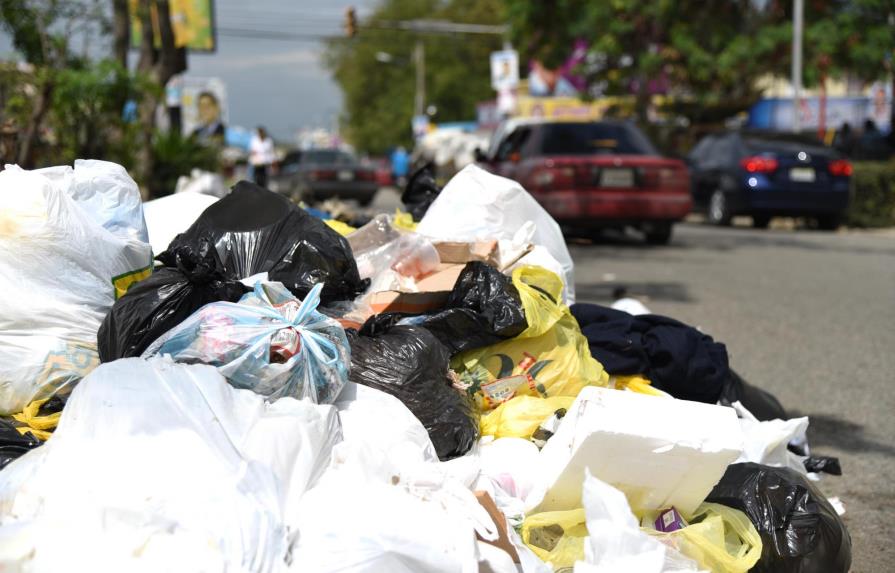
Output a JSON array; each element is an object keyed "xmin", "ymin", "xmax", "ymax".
[
  {"xmin": 348, "ymin": 325, "xmax": 479, "ymax": 460},
  {"xmin": 719, "ymin": 369, "xmax": 789, "ymax": 421},
  {"xmin": 98, "ymin": 240, "xmax": 248, "ymax": 361},
  {"xmin": 1, "ymin": 419, "xmax": 41, "ymax": 470},
  {"xmin": 158, "ymin": 181, "xmax": 367, "ymax": 304},
  {"xmin": 570, "ymin": 303, "xmax": 729, "ymax": 403},
  {"xmin": 401, "ymin": 163, "xmax": 441, "ymax": 222},
  {"xmin": 359, "ymin": 262, "xmax": 527, "ymax": 356},
  {"xmin": 803, "ymin": 456, "xmax": 842, "ymax": 476},
  {"xmin": 705, "ymin": 463, "xmax": 851, "ymax": 573}
]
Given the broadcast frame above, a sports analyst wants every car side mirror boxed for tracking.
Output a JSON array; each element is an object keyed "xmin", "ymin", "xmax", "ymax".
[{"xmin": 473, "ymin": 147, "xmax": 488, "ymax": 163}]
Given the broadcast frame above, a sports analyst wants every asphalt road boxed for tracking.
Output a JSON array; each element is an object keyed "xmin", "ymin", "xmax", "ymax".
[
  {"xmin": 569, "ymin": 222, "xmax": 895, "ymax": 572},
  {"xmin": 370, "ymin": 187, "xmax": 894, "ymax": 570}
]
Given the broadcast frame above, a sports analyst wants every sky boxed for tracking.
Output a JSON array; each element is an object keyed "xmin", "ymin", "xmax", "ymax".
[{"xmin": 0, "ymin": 0, "xmax": 377, "ymax": 141}]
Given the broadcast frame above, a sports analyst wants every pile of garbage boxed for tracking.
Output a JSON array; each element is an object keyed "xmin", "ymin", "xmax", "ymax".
[{"xmin": 0, "ymin": 160, "xmax": 850, "ymax": 572}]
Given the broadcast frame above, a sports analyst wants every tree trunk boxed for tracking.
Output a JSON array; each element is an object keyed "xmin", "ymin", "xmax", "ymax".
[
  {"xmin": 133, "ymin": 0, "xmax": 181, "ymax": 197},
  {"xmin": 16, "ymin": 79, "xmax": 53, "ymax": 167},
  {"xmin": 112, "ymin": 0, "xmax": 130, "ymax": 69}
]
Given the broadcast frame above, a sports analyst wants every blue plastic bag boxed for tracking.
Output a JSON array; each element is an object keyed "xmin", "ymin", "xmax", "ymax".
[{"xmin": 142, "ymin": 281, "xmax": 349, "ymax": 404}]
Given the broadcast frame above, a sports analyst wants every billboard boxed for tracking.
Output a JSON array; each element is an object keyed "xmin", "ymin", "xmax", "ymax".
[
  {"xmin": 748, "ymin": 95, "xmax": 892, "ymax": 133},
  {"xmin": 131, "ymin": 0, "xmax": 216, "ymax": 52}
]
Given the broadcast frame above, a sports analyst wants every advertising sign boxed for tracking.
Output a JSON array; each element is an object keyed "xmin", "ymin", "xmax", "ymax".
[{"xmin": 131, "ymin": 0, "xmax": 216, "ymax": 52}]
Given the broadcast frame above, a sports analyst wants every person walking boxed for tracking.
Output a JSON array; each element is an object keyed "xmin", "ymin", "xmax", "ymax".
[
  {"xmin": 390, "ymin": 145, "xmax": 410, "ymax": 188},
  {"xmin": 249, "ymin": 126, "xmax": 276, "ymax": 188}
]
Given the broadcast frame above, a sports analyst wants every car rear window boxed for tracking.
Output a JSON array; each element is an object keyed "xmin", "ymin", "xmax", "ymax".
[
  {"xmin": 745, "ymin": 138, "xmax": 832, "ymax": 158},
  {"xmin": 538, "ymin": 123, "xmax": 658, "ymax": 156},
  {"xmin": 302, "ymin": 150, "xmax": 355, "ymax": 165}
]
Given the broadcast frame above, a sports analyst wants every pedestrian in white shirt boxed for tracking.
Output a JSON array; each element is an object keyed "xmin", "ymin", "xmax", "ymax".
[{"xmin": 249, "ymin": 126, "xmax": 276, "ymax": 187}]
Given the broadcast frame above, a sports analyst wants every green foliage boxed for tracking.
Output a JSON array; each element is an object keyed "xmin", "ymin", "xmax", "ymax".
[
  {"xmin": 148, "ymin": 131, "xmax": 220, "ymax": 198},
  {"xmin": 504, "ymin": 0, "xmax": 894, "ymax": 123},
  {"xmin": 505, "ymin": 0, "xmax": 785, "ymax": 119},
  {"xmin": 324, "ymin": 0, "xmax": 505, "ymax": 154},
  {"xmin": 848, "ymin": 160, "xmax": 895, "ymax": 228},
  {"xmin": 50, "ymin": 60, "xmax": 154, "ymax": 166}
]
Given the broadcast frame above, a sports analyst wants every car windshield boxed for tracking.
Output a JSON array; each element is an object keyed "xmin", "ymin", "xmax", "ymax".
[
  {"xmin": 302, "ymin": 150, "xmax": 355, "ymax": 165},
  {"xmin": 745, "ymin": 138, "xmax": 832, "ymax": 157},
  {"xmin": 538, "ymin": 122, "xmax": 658, "ymax": 156}
]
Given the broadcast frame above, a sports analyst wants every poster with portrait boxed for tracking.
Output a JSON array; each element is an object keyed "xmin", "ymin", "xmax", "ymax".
[
  {"xmin": 179, "ymin": 77, "xmax": 228, "ymax": 141},
  {"xmin": 490, "ymin": 50, "xmax": 519, "ymax": 91}
]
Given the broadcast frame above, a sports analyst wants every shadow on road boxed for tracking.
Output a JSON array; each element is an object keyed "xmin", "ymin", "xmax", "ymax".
[
  {"xmin": 575, "ymin": 281, "xmax": 696, "ymax": 304},
  {"xmin": 795, "ymin": 411, "xmax": 895, "ymax": 458}
]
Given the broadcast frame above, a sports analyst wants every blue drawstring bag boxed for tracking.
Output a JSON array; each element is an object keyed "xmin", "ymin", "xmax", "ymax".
[{"xmin": 143, "ymin": 281, "xmax": 349, "ymax": 404}]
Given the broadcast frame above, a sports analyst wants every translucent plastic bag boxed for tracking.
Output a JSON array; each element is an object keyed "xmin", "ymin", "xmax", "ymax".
[
  {"xmin": 453, "ymin": 266, "xmax": 608, "ymax": 409},
  {"xmin": 646, "ymin": 503, "xmax": 763, "ymax": 573},
  {"xmin": 144, "ymin": 281, "xmax": 349, "ymax": 404}
]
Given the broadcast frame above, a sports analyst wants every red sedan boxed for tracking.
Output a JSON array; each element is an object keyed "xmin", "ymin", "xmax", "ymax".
[{"xmin": 478, "ymin": 119, "xmax": 691, "ymax": 244}]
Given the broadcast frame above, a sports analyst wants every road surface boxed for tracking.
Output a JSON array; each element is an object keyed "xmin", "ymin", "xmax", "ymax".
[{"xmin": 570, "ymin": 223, "xmax": 894, "ymax": 572}]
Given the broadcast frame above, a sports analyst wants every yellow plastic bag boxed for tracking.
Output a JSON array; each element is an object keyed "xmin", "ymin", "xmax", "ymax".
[
  {"xmin": 480, "ymin": 395, "xmax": 574, "ymax": 439},
  {"xmin": 393, "ymin": 209, "xmax": 418, "ymax": 232},
  {"xmin": 324, "ymin": 219, "xmax": 356, "ymax": 236},
  {"xmin": 646, "ymin": 503, "xmax": 762, "ymax": 573},
  {"xmin": 610, "ymin": 374, "xmax": 671, "ymax": 398},
  {"xmin": 12, "ymin": 398, "xmax": 61, "ymax": 441},
  {"xmin": 521, "ymin": 509, "xmax": 588, "ymax": 569},
  {"xmin": 453, "ymin": 266, "xmax": 608, "ymax": 409}
]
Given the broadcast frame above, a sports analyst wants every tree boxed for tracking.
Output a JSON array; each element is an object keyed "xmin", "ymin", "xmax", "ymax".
[
  {"xmin": 504, "ymin": 0, "xmax": 789, "ymax": 124},
  {"xmin": 324, "ymin": 0, "xmax": 505, "ymax": 154},
  {"xmin": 0, "ymin": 0, "xmax": 106, "ymax": 166}
]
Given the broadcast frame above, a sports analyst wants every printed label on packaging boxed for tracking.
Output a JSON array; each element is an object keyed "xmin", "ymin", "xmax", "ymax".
[{"xmin": 481, "ymin": 374, "xmax": 526, "ymax": 406}]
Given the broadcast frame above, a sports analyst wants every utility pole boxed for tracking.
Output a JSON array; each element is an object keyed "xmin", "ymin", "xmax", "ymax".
[
  {"xmin": 414, "ymin": 40, "xmax": 425, "ymax": 118},
  {"xmin": 792, "ymin": 0, "xmax": 804, "ymax": 133}
]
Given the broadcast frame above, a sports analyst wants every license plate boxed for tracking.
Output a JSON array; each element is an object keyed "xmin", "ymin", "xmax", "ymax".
[
  {"xmin": 789, "ymin": 167, "xmax": 816, "ymax": 182},
  {"xmin": 599, "ymin": 168, "xmax": 635, "ymax": 188},
  {"xmin": 337, "ymin": 170, "xmax": 354, "ymax": 181}
]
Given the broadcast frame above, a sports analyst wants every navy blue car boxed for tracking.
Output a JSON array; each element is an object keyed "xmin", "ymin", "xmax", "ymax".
[{"xmin": 687, "ymin": 132, "xmax": 852, "ymax": 229}]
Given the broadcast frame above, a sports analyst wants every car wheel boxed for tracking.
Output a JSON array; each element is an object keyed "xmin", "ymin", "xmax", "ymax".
[
  {"xmin": 752, "ymin": 215, "xmax": 771, "ymax": 229},
  {"xmin": 644, "ymin": 223, "xmax": 673, "ymax": 245},
  {"xmin": 817, "ymin": 214, "xmax": 841, "ymax": 231},
  {"xmin": 707, "ymin": 190, "xmax": 732, "ymax": 226}
]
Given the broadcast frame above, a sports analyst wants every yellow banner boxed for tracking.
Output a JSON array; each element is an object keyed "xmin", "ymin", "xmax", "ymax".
[{"xmin": 130, "ymin": 0, "xmax": 216, "ymax": 52}]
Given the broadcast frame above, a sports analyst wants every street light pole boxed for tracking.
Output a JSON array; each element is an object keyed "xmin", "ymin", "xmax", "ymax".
[{"xmin": 792, "ymin": 0, "xmax": 804, "ymax": 133}]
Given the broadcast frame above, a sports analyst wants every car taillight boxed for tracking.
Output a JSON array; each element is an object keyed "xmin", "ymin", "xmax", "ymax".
[
  {"xmin": 740, "ymin": 156, "xmax": 779, "ymax": 173},
  {"xmin": 531, "ymin": 166, "xmax": 575, "ymax": 190},
  {"xmin": 658, "ymin": 166, "xmax": 689, "ymax": 188},
  {"xmin": 828, "ymin": 159, "xmax": 852, "ymax": 177}
]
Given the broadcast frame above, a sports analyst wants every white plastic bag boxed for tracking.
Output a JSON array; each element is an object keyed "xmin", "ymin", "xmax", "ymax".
[
  {"xmin": 290, "ymin": 430, "xmax": 496, "ymax": 572},
  {"xmin": 34, "ymin": 159, "xmax": 149, "ymax": 243},
  {"xmin": 142, "ymin": 191, "xmax": 219, "ymax": 254},
  {"xmin": 416, "ymin": 165, "xmax": 576, "ymax": 303},
  {"xmin": 576, "ymin": 470, "xmax": 700, "ymax": 573},
  {"xmin": 0, "ymin": 163, "xmax": 153, "ymax": 414},
  {"xmin": 335, "ymin": 382, "xmax": 439, "ymax": 465},
  {"xmin": 732, "ymin": 401, "xmax": 810, "ymax": 475},
  {"xmin": 0, "ymin": 357, "xmax": 339, "ymax": 572}
]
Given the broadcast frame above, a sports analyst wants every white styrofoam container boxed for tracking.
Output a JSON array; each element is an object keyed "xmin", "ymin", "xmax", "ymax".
[{"xmin": 536, "ymin": 386, "xmax": 744, "ymax": 517}]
